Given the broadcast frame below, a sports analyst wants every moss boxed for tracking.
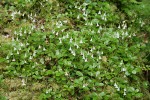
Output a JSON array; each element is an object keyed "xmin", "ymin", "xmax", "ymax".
[
  {"xmin": 4, "ymin": 78, "xmax": 22, "ymax": 91},
  {"xmin": 31, "ymin": 82, "xmax": 46, "ymax": 91}
]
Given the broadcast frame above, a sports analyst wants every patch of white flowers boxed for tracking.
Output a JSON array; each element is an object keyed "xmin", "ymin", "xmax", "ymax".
[
  {"xmin": 21, "ymin": 79, "xmax": 26, "ymax": 86},
  {"xmin": 123, "ymin": 88, "xmax": 127, "ymax": 96},
  {"xmin": 114, "ymin": 83, "xmax": 120, "ymax": 91},
  {"xmin": 11, "ymin": 10, "xmax": 21, "ymax": 20}
]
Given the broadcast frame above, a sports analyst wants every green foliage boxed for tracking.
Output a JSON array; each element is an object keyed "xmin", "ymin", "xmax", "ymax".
[
  {"xmin": 0, "ymin": 75, "xmax": 6, "ymax": 100},
  {"xmin": 0, "ymin": 0, "xmax": 149, "ymax": 99}
]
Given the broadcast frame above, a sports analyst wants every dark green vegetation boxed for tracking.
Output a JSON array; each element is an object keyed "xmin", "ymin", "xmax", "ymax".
[{"xmin": 0, "ymin": 0, "xmax": 150, "ymax": 99}]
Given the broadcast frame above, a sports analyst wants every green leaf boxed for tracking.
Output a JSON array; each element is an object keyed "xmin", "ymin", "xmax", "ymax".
[
  {"xmin": 99, "ymin": 92, "xmax": 105, "ymax": 97},
  {"xmin": 55, "ymin": 71, "xmax": 61, "ymax": 76},
  {"xmin": 132, "ymin": 70, "xmax": 137, "ymax": 74},
  {"xmin": 0, "ymin": 58, "xmax": 5, "ymax": 63},
  {"xmin": 76, "ymin": 71, "xmax": 83, "ymax": 76},
  {"xmin": 135, "ymin": 93, "xmax": 143, "ymax": 98},
  {"xmin": 40, "ymin": 58, "xmax": 45, "ymax": 64},
  {"xmin": 45, "ymin": 70, "xmax": 53, "ymax": 75},
  {"xmin": 95, "ymin": 82, "xmax": 104, "ymax": 87}
]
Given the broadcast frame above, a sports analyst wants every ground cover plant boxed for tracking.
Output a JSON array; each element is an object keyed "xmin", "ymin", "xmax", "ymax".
[{"xmin": 0, "ymin": 0, "xmax": 150, "ymax": 99}]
